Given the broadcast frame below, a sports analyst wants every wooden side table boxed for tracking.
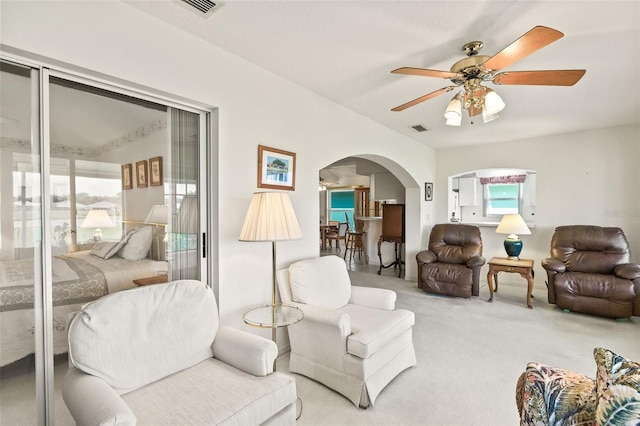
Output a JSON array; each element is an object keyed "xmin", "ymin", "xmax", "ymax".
[
  {"xmin": 133, "ymin": 274, "xmax": 169, "ymax": 286},
  {"xmin": 377, "ymin": 235, "xmax": 404, "ymax": 278},
  {"xmin": 487, "ymin": 257, "xmax": 535, "ymax": 309}
]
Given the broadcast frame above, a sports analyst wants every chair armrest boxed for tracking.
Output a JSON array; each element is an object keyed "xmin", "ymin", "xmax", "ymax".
[
  {"xmin": 349, "ymin": 286, "xmax": 396, "ymax": 310},
  {"xmin": 212, "ymin": 326, "xmax": 278, "ymax": 377},
  {"xmin": 541, "ymin": 257, "xmax": 566, "ymax": 273},
  {"xmin": 615, "ymin": 263, "xmax": 640, "ymax": 280},
  {"xmin": 62, "ymin": 366, "xmax": 136, "ymax": 426},
  {"xmin": 518, "ymin": 362, "xmax": 596, "ymax": 426},
  {"xmin": 466, "ymin": 256, "xmax": 486, "ymax": 268},
  {"xmin": 416, "ymin": 250, "xmax": 437, "ymax": 264},
  {"xmin": 285, "ymin": 301, "xmax": 350, "ymax": 334},
  {"xmin": 284, "ymin": 302, "xmax": 351, "ymax": 371}
]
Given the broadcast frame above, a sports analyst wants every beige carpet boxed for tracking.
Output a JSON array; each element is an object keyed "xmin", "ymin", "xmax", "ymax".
[{"xmin": 281, "ymin": 268, "xmax": 640, "ymax": 426}]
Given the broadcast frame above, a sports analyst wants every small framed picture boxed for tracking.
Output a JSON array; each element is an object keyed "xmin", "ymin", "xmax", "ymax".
[
  {"xmin": 257, "ymin": 145, "xmax": 296, "ymax": 191},
  {"xmin": 122, "ymin": 163, "xmax": 133, "ymax": 190},
  {"xmin": 425, "ymin": 182, "xmax": 433, "ymax": 201},
  {"xmin": 136, "ymin": 160, "xmax": 148, "ymax": 188},
  {"xmin": 149, "ymin": 156, "xmax": 163, "ymax": 187}
]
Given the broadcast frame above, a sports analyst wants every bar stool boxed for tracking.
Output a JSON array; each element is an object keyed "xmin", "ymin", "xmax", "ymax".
[{"xmin": 344, "ymin": 219, "xmax": 366, "ymax": 263}]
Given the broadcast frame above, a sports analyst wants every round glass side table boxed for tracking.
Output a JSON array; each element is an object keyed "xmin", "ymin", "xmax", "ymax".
[{"xmin": 243, "ymin": 304, "xmax": 303, "ymax": 343}]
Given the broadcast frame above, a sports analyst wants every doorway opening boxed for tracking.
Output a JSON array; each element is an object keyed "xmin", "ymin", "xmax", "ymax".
[{"xmin": 319, "ymin": 156, "xmax": 408, "ymax": 277}]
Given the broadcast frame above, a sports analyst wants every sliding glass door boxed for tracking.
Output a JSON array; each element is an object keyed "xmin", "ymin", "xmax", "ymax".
[
  {"xmin": 0, "ymin": 56, "xmax": 210, "ymax": 425},
  {"xmin": 0, "ymin": 60, "xmax": 45, "ymax": 424}
]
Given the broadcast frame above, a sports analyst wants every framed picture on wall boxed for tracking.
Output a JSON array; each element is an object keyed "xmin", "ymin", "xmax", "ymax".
[
  {"xmin": 425, "ymin": 182, "xmax": 433, "ymax": 201},
  {"xmin": 149, "ymin": 156, "xmax": 163, "ymax": 187},
  {"xmin": 136, "ymin": 160, "xmax": 148, "ymax": 188},
  {"xmin": 257, "ymin": 145, "xmax": 296, "ymax": 191},
  {"xmin": 122, "ymin": 163, "xmax": 133, "ymax": 190}
]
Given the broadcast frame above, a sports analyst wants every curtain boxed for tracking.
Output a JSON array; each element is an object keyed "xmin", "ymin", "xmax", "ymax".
[
  {"xmin": 170, "ymin": 108, "xmax": 200, "ymax": 280},
  {"xmin": 479, "ymin": 174, "xmax": 526, "ymax": 185}
]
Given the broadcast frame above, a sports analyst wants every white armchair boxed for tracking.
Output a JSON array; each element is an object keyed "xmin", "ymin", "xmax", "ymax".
[
  {"xmin": 276, "ymin": 255, "xmax": 416, "ymax": 408},
  {"xmin": 62, "ymin": 280, "xmax": 297, "ymax": 425}
]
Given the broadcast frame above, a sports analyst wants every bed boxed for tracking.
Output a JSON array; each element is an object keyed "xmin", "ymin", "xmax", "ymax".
[{"xmin": 0, "ymin": 226, "xmax": 167, "ymax": 367}]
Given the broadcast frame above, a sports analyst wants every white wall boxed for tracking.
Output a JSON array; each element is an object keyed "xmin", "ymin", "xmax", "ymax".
[
  {"xmin": 436, "ymin": 124, "xmax": 640, "ymax": 284},
  {"xmin": 1, "ymin": 1, "xmax": 437, "ymax": 342}
]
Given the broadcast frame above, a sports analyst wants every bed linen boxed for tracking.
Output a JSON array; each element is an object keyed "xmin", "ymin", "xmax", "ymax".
[{"xmin": 0, "ymin": 251, "xmax": 167, "ymax": 367}]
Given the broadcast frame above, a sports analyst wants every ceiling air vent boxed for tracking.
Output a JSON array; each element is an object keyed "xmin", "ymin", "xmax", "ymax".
[
  {"xmin": 410, "ymin": 124, "xmax": 430, "ymax": 133},
  {"xmin": 178, "ymin": 0, "xmax": 224, "ymax": 18}
]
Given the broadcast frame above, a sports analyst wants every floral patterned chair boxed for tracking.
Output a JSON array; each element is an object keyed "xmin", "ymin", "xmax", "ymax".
[{"xmin": 516, "ymin": 348, "xmax": 640, "ymax": 425}]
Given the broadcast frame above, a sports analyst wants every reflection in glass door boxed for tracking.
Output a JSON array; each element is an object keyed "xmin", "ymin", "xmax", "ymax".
[
  {"xmin": 0, "ymin": 61, "xmax": 43, "ymax": 424},
  {"xmin": 1, "ymin": 58, "xmax": 209, "ymax": 424}
]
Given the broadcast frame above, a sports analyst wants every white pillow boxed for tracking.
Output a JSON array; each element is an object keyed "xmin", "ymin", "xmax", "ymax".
[
  {"xmin": 68, "ymin": 280, "xmax": 218, "ymax": 395},
  {"xmin": 90, "ymin": 241, "xmax": 122, "ymax": 259},
  {"xmin": 117, "ymin": 226, "xmax": 153, "ymax": 261},
  {"xmin": 288, "ymin": 256, "xmax": 351, "ymax": 309}
]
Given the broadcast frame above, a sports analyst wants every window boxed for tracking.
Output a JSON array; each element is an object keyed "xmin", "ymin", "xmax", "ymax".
[
  {"xmin": 329, "ymin": 189, "xmax": 354, "ymax": 227},
  {"xmin": 485, "ymin": 183, "xmax": 521, "ymax": 216}
]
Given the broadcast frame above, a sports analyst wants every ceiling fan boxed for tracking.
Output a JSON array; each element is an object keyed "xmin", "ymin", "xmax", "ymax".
[{"xmin": 390, "ymin": 26, "xmax": 586, "ymax": 125}]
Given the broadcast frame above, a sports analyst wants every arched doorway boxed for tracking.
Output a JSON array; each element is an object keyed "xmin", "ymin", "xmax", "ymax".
[{"xmin": 319, "ymin": 155, "xmax": 422, "ymax": 280}]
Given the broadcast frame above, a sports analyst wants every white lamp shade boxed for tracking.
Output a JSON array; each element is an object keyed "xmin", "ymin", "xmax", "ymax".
[
  {"xmin": 484, "ymin": 89, "xmax": 505, "ymax": 115},
  {"xmin": 144, "ymin": 205, "xmax": 169, "ymax": 225},
  {"xmin": 482, "ymin": 107, "xmax": 499, "ymax": 123},
  {"xmin": 446, "ymin": 115, "xmax": 462, "ymax": 126},
  {"xmin": 177, "ymin": 197, "xmax": 198, "ymax": 234},
  {"xmin": 495, "ymin": 214, "xmax": 531, "ymax": 236},
  {"xmin": 81, "ymin": 209, "xmax": 114, "ymax": 228},
  {"xmin": 239, "ymin": 192, "xmax": 302, "ymax": 242},
  {"xmin": 444, "ymin": 96, "xmax": 462, "ymax": 120}
]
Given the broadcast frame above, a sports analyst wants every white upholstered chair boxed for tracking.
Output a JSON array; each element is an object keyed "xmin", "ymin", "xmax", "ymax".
[
  {"xmin": 276, "ymin": 255, "xmax": 416, "ymax": 408},
  {"xmin": 62, "ymin": 280, "xmax": 297, "ymax": 425}
]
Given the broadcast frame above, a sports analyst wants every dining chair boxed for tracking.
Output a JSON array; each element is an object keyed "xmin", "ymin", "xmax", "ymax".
[
  {"xmin": 344, "ymin": 218, "xmax": 366, "ymax": 263},
  {"xmin": 326, "ymin": 222, "xmax": 349, "ymax": 251}
]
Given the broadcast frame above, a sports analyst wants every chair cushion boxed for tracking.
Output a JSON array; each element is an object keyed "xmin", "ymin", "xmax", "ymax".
[
  {"xmin": 341, "ymin": 304, "xmax": 415, "ymax": 359},
  {"xmin": 428, "ymin": 224, "xmax": 482, "ymax": 264},
  {"xmin": 420, "ymin": 263, "xmax": 473, "ymax": 297},
  {"xmin": 550, "ymin": 226, "xmax": 630, "ymax": 273},
  {"xmin": 555, "ymin": 272, "xmax": 636, "ymax": 301},
  {"xmin": 289, "ymin": 256, "xmax": 351, "ymax": 309},
  {"xmin": 124, "ymin": 358, "xmax": 296, "ymax": 425},
  {"xmin": 593, "ymin": 347, "xmax": 640, "ymax": 425},
  {"xmin": 68, "ymin": 280, "xmax": 218, "ymax": 394}
]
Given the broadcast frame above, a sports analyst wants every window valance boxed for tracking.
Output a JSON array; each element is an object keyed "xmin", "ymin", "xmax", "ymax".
[{"xmin": 479, "ymin": 174, "xmax": 526, "ymax": 185}]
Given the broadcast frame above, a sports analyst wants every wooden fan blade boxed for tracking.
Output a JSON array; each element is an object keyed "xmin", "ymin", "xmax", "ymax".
[
  {"xmin": 483, "ymin": 26, "xmax": 564, "ymax": 71},
  {"xmin": 391, "ymin": 86, "xmax": 456, "ymax": 111},
  {"xmin": 493, "ymin": 70, "xmax": 586, "ymax": 86},
  {"xmin": 391, "ymin": 67, "xmax": 458, "ymax": 79}
]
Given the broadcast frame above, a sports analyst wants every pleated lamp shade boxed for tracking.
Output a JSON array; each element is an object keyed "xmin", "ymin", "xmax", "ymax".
[{"xmin": 239, "ymin": 192, "xmax": 302, "ymax": 242}]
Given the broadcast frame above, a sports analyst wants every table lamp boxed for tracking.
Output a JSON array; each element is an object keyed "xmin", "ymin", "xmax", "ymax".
[
  {"xmin": 495, "ymin": 214, "xmax": 531, "ymax": 260},
  {"xmin": 239, "ymin": 192, "xmax": 302, "ymax": 342},
  {"xmin": 81, "ymin": 209, "xmax": 115, "ymax": 242},
  {"xmin": 144, "ymin": 205, "xmax": 169, "ymax": 260}
]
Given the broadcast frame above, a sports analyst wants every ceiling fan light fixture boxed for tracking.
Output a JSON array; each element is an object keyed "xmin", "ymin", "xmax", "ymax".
[
  {"xmin": 446, "ymin": 113, "xmax": 462, "ymax": 126},
  {"xmin": 444, "ymin": 94, "xmax": 462, "ymax": 120},
  {"xmin": 484, "ymin": 88, "xmax": 505, "ymax": 115},
  {"xmin": 482, "ymin": 107, "xmax": 499, "ymax": 124}
]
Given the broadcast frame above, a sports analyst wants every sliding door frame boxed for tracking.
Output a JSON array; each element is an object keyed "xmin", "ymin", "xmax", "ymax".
[{"xmin": 1, "ymin": 47, "xmax": 217, "ymax": 425}]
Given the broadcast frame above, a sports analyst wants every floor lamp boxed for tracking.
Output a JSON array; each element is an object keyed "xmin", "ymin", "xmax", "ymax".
[{"xmin": 239, "ymin": 192, "xmax": 302, "ymax": 342}]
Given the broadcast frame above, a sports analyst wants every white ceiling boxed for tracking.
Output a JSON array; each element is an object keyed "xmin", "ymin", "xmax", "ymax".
[{"xmin": 125, "ymin": 0, "xmax": 640, "ymax": 150}]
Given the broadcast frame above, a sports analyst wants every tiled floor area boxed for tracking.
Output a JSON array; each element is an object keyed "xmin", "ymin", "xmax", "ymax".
[{"xmin": 320, "ymin": 242, "xmax": 393, "ymax": 276}]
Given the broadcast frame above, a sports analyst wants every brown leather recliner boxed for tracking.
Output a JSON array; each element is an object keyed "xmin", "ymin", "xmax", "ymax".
[
  {"xmin": 542, "ymin": 225, "xmax": 640, "ymax": 319},
  {"xmin": 416, "ymin": 224, "xmax": 486, "ymax": 298}
]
